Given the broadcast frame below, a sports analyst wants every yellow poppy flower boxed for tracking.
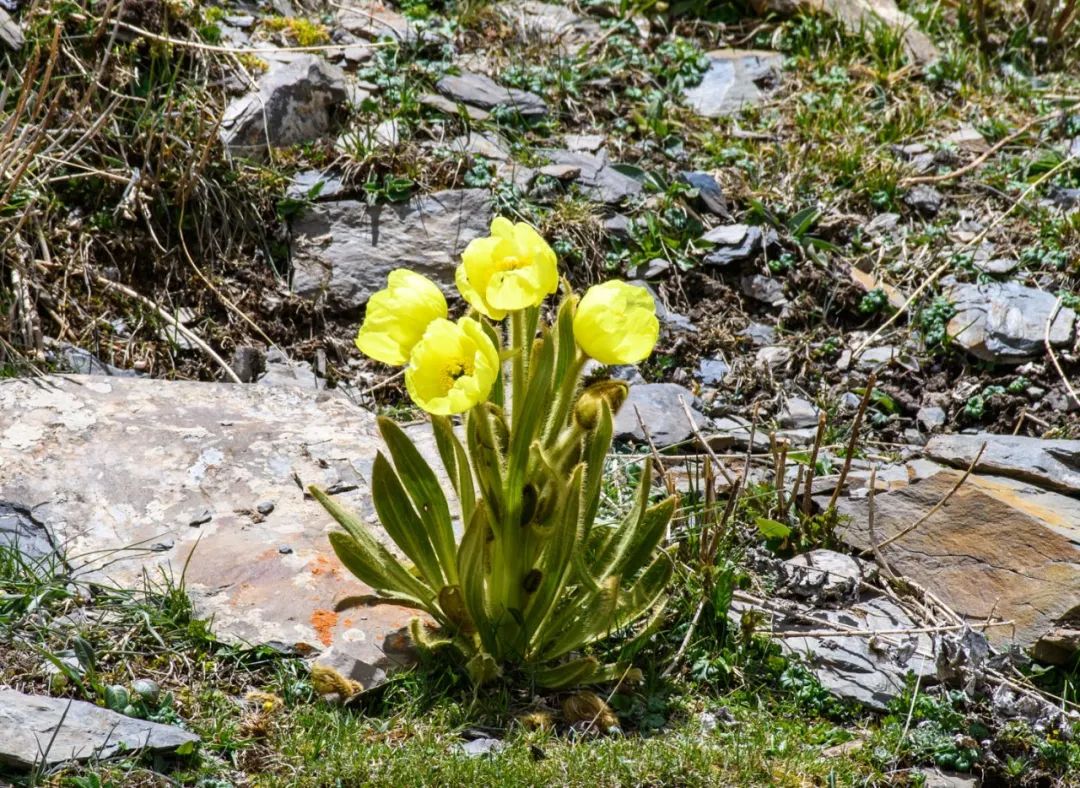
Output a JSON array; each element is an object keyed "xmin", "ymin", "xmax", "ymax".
[
  {"xmin": 572, "ymin": 281, "xmax": 659, "ymax": 365},
  {"xmin": 458, "ymin": 217, "xmax": 558, "ymax": 317},
  {"xmin": 355, "ymin": 270, "xmax": 448, "ymax": 366},
  {"xmin": 405, "ymin": 317, "xmax": 501, "ymax": 415}
]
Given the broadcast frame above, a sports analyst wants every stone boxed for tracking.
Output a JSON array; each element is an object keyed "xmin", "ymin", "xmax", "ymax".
[
  {"xmin": 290, "ymin": 189, "xmax": 493, "ymax": 311},
  {"xmin": 865, "ymin": 212, "xmax": 901, "ymax": 237},
  {"xmin": 782, "ymin": 549, "xmax": 868, "ymax": 600},
  {"xmin": 741, "ymin": 274, "xmax": 786, "ymax": 307},
  {"xmin": 538, "ymin": 163, "xmax": 581, "ymax": 180},
  {"xmin": 613, "ymin": 383, "xmax": 709, "ymax": 448},
  {"xmin": 0, "ymin": 688, "xmax": 198, "ymax": 769},
  {"xmin": 740, "ymin": 322, "xmax": 776, "ymax": 346},
  {"xmin": 945, "ymin": 281, "xmax": 1076, "ymax": 363},
  {"xmin": 924, "ymin": 433, "xmax": 1080, "ymax": 494},
  {"xmin": 540, "ymin": 149, "xmax": 642, "ymax": 205},
  {"xmin": 828, "ymin": 470, "xmax": 1080, "ymax": 658},
  {"xmin": 442, "ymin": 131, "xmax": 511, "ymax": 161},
  {"xmin": 973, "ymin": 257, "xmax": 1020, "ymax": 275},
  {"xmin": 257, "ymin": 347, "xmax": 323, "ymax": 390},
  {"xmin": 756, "ymin": 345, "xmax": 792, "ymax": 368},
  {"xmin": 915, "ymin": 406, "xmax": 947, "ymax": 433},
  {"xmin": 0, "ymin": 501, "xmax": 54, "ymax": 560},
  {"xmin": 750, "ymin": 0, "xmax": 937, "ymax": 63},
  {"xmin": 436, "ymin": 72, "xmax": 547, "ymax": 118},
  {"xmin": 459, "ymin": 737, "xmax": 508, "ymax": 757},
  {"xmin": 696, "ymin": 357, "xmax": 730, "ymax": 386},
  {"xmin": 603, "ymin": 214, "xmax": 633, "ymax": 240},
  {"xmin": 564, "ymin": 133, "xmax": 606, "ymax": 152},
  {"xmin": 188, "ymin": 509, "xmax": 213, "ymax": 527},
  {"xmin": 230, "ymin": 345, "xmax": 266, "ymax": 383},
  {"xmin": 287, "ymin": 170, "xmax": 347, "ymax": 202},
  {"xmin": 677, "ymin": 171, "xmax": 730, "ymax": 217},
  {"xmin": 912, "ymin": 769, "xmax": 980, "ymax": 788},
  {"xmin": 336, "ymin": 0, "xmax": 414, "ymax": 42},
  {"xmin": 701, "ymin": 224, "xmax": 764, "ymax": 266},
  {"xmin": 759, "ymin": 596, "xmax": 935, "ymax": 710},
  {"xmin": 903, "ymin": 184, "xmax": 944, "ymax": 215},
  {"xmin": 502, "ymin": 0, "xmax": 602, "ymax": 49},
  {"xmin": 0, "ymin": 376, "xmax": 421, "ymax": 684},
  {"xmin": 682, "ymin": 49, "xmax": 783, "ymax": 118},
  {"xmin": 420, "ymin": 92, "xmax": 491, "ymax": 121},
  {"xmin": 778, "ymin": 397, "xmax": 820, "ymax": 428},
  {"xmin": 945, "ymin": 123, "xmax": 989, "ymax": 154},
  {"xmin": 53, "ymin": 345, "xmax": 135, "ymax": 377},
  {"xmin": 712, "ymin": 415, "xmax": 770, "ymax": 450},
  {"xmin": 221, "ymin": 55, "xmax": 348, "ymax": 158},
  {"xmin": 0, "ymin": 8, "xmax": 22, "ymax": 51},
  {"xmin": 626, "ymin": 280, "xmax": 695, "ymax": 332},
  {"xmin": 257, "ymin": 501, "xmax": 276, "ymax": 516}
]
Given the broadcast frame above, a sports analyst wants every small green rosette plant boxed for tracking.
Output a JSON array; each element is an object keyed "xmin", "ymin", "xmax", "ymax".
[{"xmin": 311, "ymin": 218, "xmax": 676, "ymax": 689}]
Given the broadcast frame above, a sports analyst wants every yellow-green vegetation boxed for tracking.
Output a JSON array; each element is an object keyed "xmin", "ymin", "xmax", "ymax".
[{"xmin": 261, "ymin": 15, "xmax": 331, "ymax": 47}]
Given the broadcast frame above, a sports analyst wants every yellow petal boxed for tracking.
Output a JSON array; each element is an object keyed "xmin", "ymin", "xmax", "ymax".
[
  {"xmin": 355, "ymin": 269, "xmax": 447, "ymax": 366},
  {"xmin": 405, "ymin": 317, "xmax": 499, "ymax": 415},
  {"xmin": 573, "ymin": 281, "xmax": 659, "ymax": 365}
]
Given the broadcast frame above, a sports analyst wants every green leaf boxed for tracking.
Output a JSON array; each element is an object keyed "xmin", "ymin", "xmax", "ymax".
[
  {"xmin": 541, "ymin": 574, "xmax": 620, "ymax": 661},
  {"xmin": 175, "ymin": 740, "xmax": 196, "ymax": 756},
  {"xmin": 532, "ymin": 656, "xmax": 599, "ymax": 690},
  {"xmin": 457, "ymin": 503, "xmax": 497, "ymax": 654},
  {"xmin": 431, "ymin": 415, "xmax": 475, "ymax": 527},
  {"xmin": 755, "ymin": 517, "xmax": 792, "ymax": 540},
  {"xmin": 378, "ymin": 417, "xmax": 458, "ymax": 585},
  {"xmin": 371, "ymin": 452, "xmax": 446, "ymax": 588},
  {"xmin": 508, "ymin": 326, "xmax": 555, "ymax": 499},
  {"xmin": 579, "ymin": 401, "xmax": 614, "ymax": 535},
  {"xmin": 327, "ymin": 532, "xmax": 431, "ymax": 610}
]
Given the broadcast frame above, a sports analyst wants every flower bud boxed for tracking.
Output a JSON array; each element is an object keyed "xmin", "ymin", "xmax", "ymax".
[
  {"xmin": 573, "ymin": 380, "xmax": 629, "ymax": 430},
  {"xmin": 561, "ymin": 690, "xmax": 619, "ymax": 732}
]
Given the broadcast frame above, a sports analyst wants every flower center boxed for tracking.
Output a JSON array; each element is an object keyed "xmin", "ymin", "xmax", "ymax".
[
  {"xmin": 440, "ymin": 358, "xmax": 474, "ymax": 391},
  {"xmin": 496, "ymin": 254, "xmax": 528, "ymax": 272}
]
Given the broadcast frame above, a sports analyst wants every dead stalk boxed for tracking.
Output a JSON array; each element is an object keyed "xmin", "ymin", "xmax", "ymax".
[{"xmin": 825, "ymin": 371, "xmax": 876, "ymax": 512}]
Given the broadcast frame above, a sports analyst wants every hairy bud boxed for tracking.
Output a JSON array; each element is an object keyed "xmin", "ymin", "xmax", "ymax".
[{"xmin": 572, "ymin": 380, "xmax": 629, "ymax": 431}]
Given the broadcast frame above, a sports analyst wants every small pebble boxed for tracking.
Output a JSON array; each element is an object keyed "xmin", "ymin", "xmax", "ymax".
[
  {"xmin": 189, "ymin": 509, "xmax": 212, "ymax": 527},
  {"xmin": 257, "ymin": 501, "xmax": 276, "ymax": 516},
  {"xmin": 279, "ymin": 545, "xmax": 293, "ymax": 555}
]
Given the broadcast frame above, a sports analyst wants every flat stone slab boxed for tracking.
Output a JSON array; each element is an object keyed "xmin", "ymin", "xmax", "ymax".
[
  {"xmin": 290, "ymin": 189, "xmax": 493, "ymax": 311},
  {"xmin": 0, "ymin": 376, "xmax": 417, "ymax": 687},
  {"xmin": 925, "ymin": 433, "xmax": 1080, "ymax": 494},
  {"xmin": 436, "ymin": 71, "xmax": 547, "ymax": 118},
  {"xmin": 0, "ymin": 689, "xmax": 199, "ymax": 769},
  {"xmin": 682, "ymin": 49, "xmax": 783, "ymax": 118},
  {"xmin": 540, "ymin": 149, "xmax": 642, "ymax": 205},
  {"xmin": 828, "ymin": 470, "xmax": 1080, "ymax": 659},
  {"xmin": 613, "ymin": 383, "xmax": 709, "ymax": 448}
]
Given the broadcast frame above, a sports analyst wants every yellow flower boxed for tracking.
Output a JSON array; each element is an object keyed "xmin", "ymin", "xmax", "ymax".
[
  {"xmin": 457, "ymin": 217, "xmax": 558, "ymax": 317},
  {"xmin": 355, "ymin": 270, "xmax": 447, "ymax": 366},
  {"xmin": 406, "ymin": 317, "xmax": 500, "ymax": 415},
  {"xmin": 573, "ymin": 281, "xmax": 659, "ymax": 365}
]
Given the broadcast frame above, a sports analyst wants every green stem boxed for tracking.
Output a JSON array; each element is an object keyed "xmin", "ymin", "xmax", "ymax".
[
  {"xmin": 542, "ymin": 350, "xmax": 587, "ymax": 447},
  {"xmin": 510, "ymin": 310, "xmax": 526, "ymax": 431}
]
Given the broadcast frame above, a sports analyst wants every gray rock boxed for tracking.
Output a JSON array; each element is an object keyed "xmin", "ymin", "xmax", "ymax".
[
  {"xmin": 441, "ymin": 131, "xmax": 511, "ymax": 161},
  {"xmin": 946, "ymin": 281, "xmax": 1076, "ymax": 363},
  {"xmin": 459, "ymin": 737, "xmax": 507, "ymax": 757},
  {"xmin": 916, "ymin": 406, "xmax": 947, "ymax": 433},
  {"xmin": 782, "ymin": 549, "xmax": 868, "ymax": 600},
  {"xmin": 563, "ymin": 133, "xmax": 605, "ymax": 152},
  {"xmin": 540, "ymin": 149, "xmax": 642, "ymax": 205},
  {"xmin": 336, "ymin": 0, "xmax": 414, "ymax": 42},
  {"xmin": 756, "ymin": 345, "xmax": 791, "ymax": 368},
  {"xmin": 762, "ymin": 596, "xmax": 935, "ymax": 711},
  {"xmin": 0, "ymin": 8, "xmax": 22, "ymax": 51},
  {"xmin": 973, "ymin": 257, "xmax": 1020, "ymax": 275},
  {"xmin": 696, "ymin": 357, "xmax": 730, "ymax": 386},
  {"xmin": 0, "ymin": 502, "xmax": 55, "ymax": 560},
  {"xmin": 420, "ymin": 92, "xmax": 490, "ymax": 121},
  {"xmin": 257, "ymin": 347, "xmax": 324, "ymax": 390},
  {"xmin": 945, "ymin": 123, "xmax": 988, "ymax": 153},
  {"xmin": 290, "ymin": 189, "xmax": 493, "ymax": 311},
  {"xmin": 602, "ymin": 214, "xmax": 633, "ymax": 240},
  {"xmin": 502, "ymin": 0, "xmax": 602, "ymax": 49},
  {"xmin": 257, "ymin": 501, "xmax": 276, "ymax": 516},
  {"xmin": 778, "ymin": 397, "xmax": 820, "ymax": 429},
  {"xmin": 230, "ymin": 346, "xmax": 266, "ymax": 383},
  {"xmin": 682, "ymin": 49, "xmax": 783, "ymax": 118},
  {"xmin": 0, "ymin": 375, "xmax": 420, "ymax": 686},
  {"xmin": 0, "ymin": 688, "xmax": 198, "ymax": 769},
  {"xmin": 701, "ymin": 224, "xmax": 763, "ymax": 266},
  {"xmin": 712, "ymin": 415, "xmax": 769, "ymax": 450},
  {"xmin": 436, "ymin": 72, "xmax": 547, "ymax": 118},
  {"xmin": 677, "ymin": 171, "xmax": 730, "ymax": 217},
  {"xmin": 864, "ymin": 212, "xmax": 901, "ymax": 237},
  {"xmin": 903, "ymin": 184, "xmax": 944, "ymax": 215},
  {"xmin": 741, "ymin": 274, "xmax": 786, "ymax": 307},
  {"xmin": 538, "ymin": 163, "xmax": 581, "ymax": 180},
  {"xmin": 188, "ymin": 509, "xmax": 213, "ymax": 527},
  {"xmin": 925, "ymin": 432, "xmax": 1080, "ymax": 494},
  {"xmin": 740, "ymin": 322, "xmax": 776, "ymax": 346},
  {"xmin": 613, "ymin": 383, "xmax": 709, "ymax": 448},
  {"xmin": 221, "ymin": 55, "xmax": 348, "ymax": 158},
  {"xmin": 286, "ymin": 170, "xmax": 347, "ymax": 201},
  {"xmin": 54, "ymin": 345, "xmax": 135, "ymax": 377},
  {"xmin": 911, "ymin": 768, "xmax": 980, "ymax": 788}
]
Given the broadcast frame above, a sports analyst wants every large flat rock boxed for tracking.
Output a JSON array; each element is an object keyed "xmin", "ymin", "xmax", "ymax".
[
  {"xmin": 0, "ymin": 376, "xmax": 416, "ymax": 687},
  {"xmin": 682, "ymin": 49, "xmax": 783, "ymax": 118},
  {"xmin": 290, "ymin": 189, "xmax": 493, "ymax": 311},
  {"xmin": 829, "ymin": 470, "xmax": 1080, "ymax": 660},
  {"xmin": 925, "ymin": 433, "xmax": 1080, "ymax": 494},
  {"xmin": 0, "ymin": 689, "xmax": 198, "ymax": 769}
]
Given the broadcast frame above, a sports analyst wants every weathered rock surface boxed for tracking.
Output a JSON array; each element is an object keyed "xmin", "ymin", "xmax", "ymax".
[
  {"xmin": 0, "ymin": 502, "xmax": 55, "ymax": 560},
  {"xmin": 0, "ymin": 8, "xmax": 22, "ymax": 51},
  {"xmin": 290, "ymin": 189, "xmax": 492, "ymax": 310},
  {"xmin": 221, "ymin": 55, "xmax": 348, "ymax": 158},
  {"xmin": 756, "ymin": 596, "xmax": 935, "ymax": 710},
  {"xmin": 945, "ymin": 281, "xmax": 1077, "ymax": 363},
  {"xmin": 336, "ymin": 0, "xmax": 414, "ymax": 42},
  {"xmin": 0, "ymin": 376, "xmax": 418, "ymax": 684},
  {"xmin": 682, "ymin": 50, "xmax": 783, "ymax": 118},
  {"xmin": 782, "ymin": 549, "xmax": 869, "ymax": 601},
  {"xmin": 925, "ymin": 433, "xmax": 1080, "ymax": 494},
  {"xmin": 436, "ymin": 72, "xmax": 547, "ymax": 118},
  {"xmin": 0, "ymin": 688, "xmax": 199, "ymax": 769},
  {"xmin": 749, "ymin": 0, "xmax": 937, "ymax": 64},
  {"xmin": 502, "ymin": 0, "xmax": 602, "ymax": 49},
  {"xmin": 613, "ymin": 383, "xmax": 708, "ymax": 447},
  {"xmin": 701, "ymin": 224, "xmax": 767, "ymax": 266},
  {"xmin": 540, "ymin": 149, "xmax": 642, "ymax": 205},
  {"xmin": 829, "ymin": 470, "xmax": 1080, "ymax": 659}
]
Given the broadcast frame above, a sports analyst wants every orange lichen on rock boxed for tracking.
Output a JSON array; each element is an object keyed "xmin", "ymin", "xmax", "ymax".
[{"xmin": 310, "ymin": 608, "xmax": 338, "ymax": 646}]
